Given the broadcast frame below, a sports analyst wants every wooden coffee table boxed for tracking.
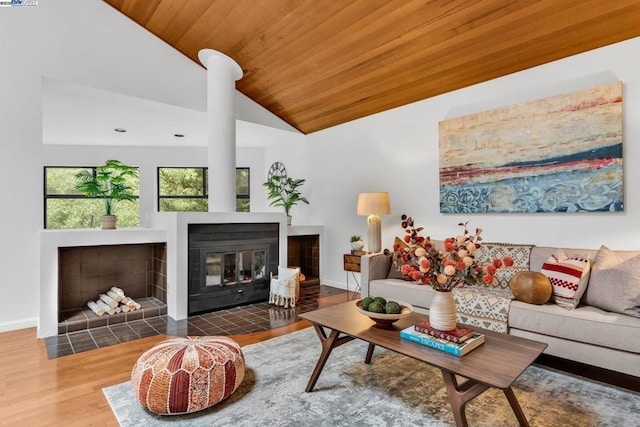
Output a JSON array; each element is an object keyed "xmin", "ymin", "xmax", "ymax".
[{"xmin": 299, "ymin": 300, "xmax": 547, "ymax": 427}]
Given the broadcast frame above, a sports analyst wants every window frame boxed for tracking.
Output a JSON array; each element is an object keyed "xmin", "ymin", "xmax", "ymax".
[
  {"xmin": 157, "ymin": 167, "xmax": 250, "ymax": 212},
  {"xmin": 43, "ymin": 165, "xmax": 140, "ymax": 229}
]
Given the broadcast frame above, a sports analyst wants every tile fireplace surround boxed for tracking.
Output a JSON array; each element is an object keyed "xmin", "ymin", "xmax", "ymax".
[{"xmin": 39, "ymin": 212, "xmax": 322, "ymax": 339}]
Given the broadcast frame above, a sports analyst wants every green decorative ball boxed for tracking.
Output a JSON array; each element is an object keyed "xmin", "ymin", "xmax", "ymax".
[
  {"xmin": 385, "ymin": 301, "xmax": 401, "ymax": 314},
  {"xmin": 368, "ymin": 301, "xmax": 384, "ymax": 313},
  {"xmin": 361, "ymin": 297, "xmax": 374, "ymax": 310},
  {"xmin": 373, "ymin": 297, "xmax": 387, "ymax": 306}
]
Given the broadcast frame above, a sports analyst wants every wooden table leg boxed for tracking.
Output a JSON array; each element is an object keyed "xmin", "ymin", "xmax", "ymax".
[
  {"xmin": 441, "ymin": 371, "xmax": 489, "ymax": 427},
  {"xmin": 504, "ymin": 387, "xmax": 530, "ymax": 427},
  {"xmin": 441, "ymin": 370, "xmax": 530, "ymax": 427},
  {"xmin": 364, "ymin": 343, "xmax": 375, "ymax": 364},
  {"xmin": 305, "ymin": 324, "xmax": 354, "ymax": 392}
]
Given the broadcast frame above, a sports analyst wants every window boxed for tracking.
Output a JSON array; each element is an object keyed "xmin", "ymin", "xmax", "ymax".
[
  {"xmin": 44, "ymin": 166, "xmax": 140, "ymax": 229},
  {"xmin": 158, "ymin": 167, "xmax": 250, "ymax": 212}
]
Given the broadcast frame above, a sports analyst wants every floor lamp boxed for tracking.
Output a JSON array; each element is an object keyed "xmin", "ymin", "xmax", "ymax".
[{"xmin": 357, "ymin": 192, "xmax": 391, "ymax": 253}]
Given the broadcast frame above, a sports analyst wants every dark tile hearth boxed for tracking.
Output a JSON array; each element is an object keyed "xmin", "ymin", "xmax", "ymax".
[{"xmin": 45, "ymin": 284, "xmax": 348, "ymax": 359}]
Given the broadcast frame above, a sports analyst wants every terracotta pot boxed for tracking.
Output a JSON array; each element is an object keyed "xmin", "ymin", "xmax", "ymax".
[
  {"xmin": 429, "ymin": 290, "xmax": 457, "ymax": 331},
  {"xmin": 101, "ymin": 215, "xmax": 117, "ymax": 230}
]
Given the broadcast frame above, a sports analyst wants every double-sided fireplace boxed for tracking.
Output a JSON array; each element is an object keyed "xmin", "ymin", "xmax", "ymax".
[{"xmin": 188, "ymin": 223, "xmax": 279, "ymax": 315}]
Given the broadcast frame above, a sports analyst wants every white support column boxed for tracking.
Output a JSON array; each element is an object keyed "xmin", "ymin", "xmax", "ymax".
[{"xmin": 198, "ymin": 49, "xmax": 243, "ymax": 212}]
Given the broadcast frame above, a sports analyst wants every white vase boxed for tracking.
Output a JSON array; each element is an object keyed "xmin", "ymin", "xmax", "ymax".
[
  {"xmin": 351, "ymin": 240, "xmax": 364, "ymax": 252},
  {"xmin": 429, "ymin": 290, "xmax": 457, "ymax": 331}
]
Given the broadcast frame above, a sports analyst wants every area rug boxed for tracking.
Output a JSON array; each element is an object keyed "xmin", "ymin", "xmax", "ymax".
[{"xmin": 104, "ymin": 327, "xmax": 639, "ymax": 426}]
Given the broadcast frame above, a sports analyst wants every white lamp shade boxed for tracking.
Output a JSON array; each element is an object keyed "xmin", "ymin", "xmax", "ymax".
[{"xmin": 357, "ymin": 192, "xmax": 391, "ymax": 215}]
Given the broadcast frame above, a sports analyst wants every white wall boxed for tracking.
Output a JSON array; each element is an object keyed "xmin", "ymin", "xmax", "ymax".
[
  {"xmin": 295, "ymin": 37, "xmax": 640, "ymax": 290},
  {"xmin": 0, "ymin": 0, "xmax": 298, "ymax": 332}
]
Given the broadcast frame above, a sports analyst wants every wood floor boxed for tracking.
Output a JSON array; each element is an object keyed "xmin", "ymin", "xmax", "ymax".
[{"xmin": 0, "ymin": 293, "xmax": 350, "ymax": 426}]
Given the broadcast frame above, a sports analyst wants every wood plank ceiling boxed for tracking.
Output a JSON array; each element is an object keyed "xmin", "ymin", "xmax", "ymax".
[{"xmin": 103, "ymin": 0, "xmax": 640, "ymax": 134}]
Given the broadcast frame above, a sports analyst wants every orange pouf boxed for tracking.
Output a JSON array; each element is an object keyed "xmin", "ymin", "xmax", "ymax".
[{"xmin": 131, "ymin": 336, "xmax": 245, "ymax": 415}]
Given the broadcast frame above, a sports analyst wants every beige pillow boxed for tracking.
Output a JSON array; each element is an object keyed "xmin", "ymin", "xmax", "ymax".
[{"xmin": 582, "ymin": 245, "xmax": 640, "ymax": 317}]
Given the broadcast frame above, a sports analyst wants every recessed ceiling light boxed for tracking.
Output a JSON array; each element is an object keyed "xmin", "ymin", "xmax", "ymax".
[
  {"xmin": 174, "ymin": 133, "xmax": 185, "ymax": 138},
  {"xmin": 114, "ymin": 128, "xmax": 127, "ymax": 133}
]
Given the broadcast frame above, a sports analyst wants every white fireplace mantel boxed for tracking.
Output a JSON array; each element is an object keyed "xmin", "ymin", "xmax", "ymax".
[{"xmin": 39, "ymin": 227, "xmax": 167, "ymax": 338}]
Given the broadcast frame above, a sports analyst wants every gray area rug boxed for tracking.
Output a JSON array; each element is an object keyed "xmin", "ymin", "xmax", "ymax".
[{"xmin": 104, "ymin": 327, "xmax": 640, "ymax": 426}]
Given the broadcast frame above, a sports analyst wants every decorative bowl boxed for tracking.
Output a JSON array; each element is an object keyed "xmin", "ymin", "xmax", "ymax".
[{"xmin": 355, "ymin": 299, "xmax": 414, "ymax": 326}]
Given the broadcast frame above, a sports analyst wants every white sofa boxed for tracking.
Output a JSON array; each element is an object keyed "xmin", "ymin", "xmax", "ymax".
[{"xmin": 361, "ymin": 245, "xmax": 640, "ymax": 378}]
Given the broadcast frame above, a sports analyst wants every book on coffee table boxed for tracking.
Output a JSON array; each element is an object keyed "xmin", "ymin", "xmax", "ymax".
[
  {"xmin": 414, "ymin": 320, "xmax": 475, "ymax": 343},
  {"xmin": 400, "ymin": 326, "xmax": 485, "ymax": 356}
]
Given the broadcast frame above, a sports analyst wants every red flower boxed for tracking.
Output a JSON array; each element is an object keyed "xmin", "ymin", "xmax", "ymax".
[
  {"xmin": 411, "ymin": 270, "xmax": 422, "ymax": 281},
  {"xmin": 456, "ymin": 260, "xmax": 466, "ymax": 270},
  {"xmin": 404, "ymin": 235, "xmax": 411, "ymax": 243},
  {"xmin": 492, "ymin": 258, "xmax": 503, "ymax": 269},
  {"xmin": 486, "ymin": 265, "xmax": 497, "ymax": 275},
  {"xmin": 400, "ymin": 264, "xmax": 411, "ymax": 275},
  {"xmin": 420, "ymin": 276, "xmax": 431, "ymax": 285},
  {"xmin": 503, "ymin": 256, "xmax": 514, "ymax": 267},
  {"xmin": 444, "ymin": 241, "xmax": 456, "ymax": 252},
  {"xmin": 416, "ymin": 236, "xmax": 425, "ymax": 243},
  {"xmin": 444, "ymin": 259, "xmax": 456, "ymax": 267},
  {"xmin": 482, "ymin": 274, "xmax": 495, "ymax": 285}
]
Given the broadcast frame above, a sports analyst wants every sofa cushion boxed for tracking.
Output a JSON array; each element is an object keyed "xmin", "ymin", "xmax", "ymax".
[
  {"xmin": 541, "ymin": 250, "xmax": 590, "ymax": 309},
  {"xmin": 509, "ymin": 301, "xmax": 640, "ymax": 354},
  {"xmin": 475, "ymin": 243, "xmax": 533, "ymax": 290},
  {"xmin": 369, "ymin": 279, "xmax": 436, "ymax": 311},
  {"xmin": 582, "ymin": 245, "xmax": 640, "ymax": 318}
]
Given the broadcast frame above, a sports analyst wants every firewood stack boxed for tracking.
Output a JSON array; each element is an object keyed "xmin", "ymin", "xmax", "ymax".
[{"xmin": 86, "ymin": 286, "xmax": 142, "ymax": 316}]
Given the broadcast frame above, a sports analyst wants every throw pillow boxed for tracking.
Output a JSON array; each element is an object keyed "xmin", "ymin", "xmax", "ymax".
[
  {"xmin": 540, "ymin": 250, "xmax": 590, "ymax": 310},
  {"xmin": 509, "ymin": 271, "xmax": 552, "ymax": 304},
  {"xmin": 388, "ymin": 236, "xmax": 411, "ymax": 280},
  {"xmin": 582, "ymin": 245, "xmax": 640, "ymax": 318},
  {"xmin": 475, "ymin": 243, "xmax": 533, "ymax": 290}
]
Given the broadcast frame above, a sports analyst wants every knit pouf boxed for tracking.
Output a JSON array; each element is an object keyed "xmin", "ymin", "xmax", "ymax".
[{"xmin": 131, "ymin": 336, "xmax": 245, "ymax": 415}]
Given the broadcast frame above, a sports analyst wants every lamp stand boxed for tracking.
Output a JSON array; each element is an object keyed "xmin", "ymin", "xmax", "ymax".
[{"xmin": 366, "ymin": 214, "xmax": 382, "ymax": 253}]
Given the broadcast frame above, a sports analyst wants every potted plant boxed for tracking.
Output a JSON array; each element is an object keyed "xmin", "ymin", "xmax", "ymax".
[
  {"xmin": 263, "ymin": 175, "xmax": 309, "ymax": 225},
  {"xmin": 75, "ymin": 160, "xmax": 138, "ymax": 230},
  {"xmin": 350, "ymin": 235, "xmax": 364, "ymax": 252}
]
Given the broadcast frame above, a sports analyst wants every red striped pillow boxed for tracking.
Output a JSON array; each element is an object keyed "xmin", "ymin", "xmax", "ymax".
[{"xmin": 541, "ymin": 250, "xmax": 591, "ymax": 309}]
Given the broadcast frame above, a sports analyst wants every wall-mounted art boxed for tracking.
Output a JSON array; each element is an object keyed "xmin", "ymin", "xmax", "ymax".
[{"xmin": 439, "ymin": 82, "xmax": 623, "ymax": 213}]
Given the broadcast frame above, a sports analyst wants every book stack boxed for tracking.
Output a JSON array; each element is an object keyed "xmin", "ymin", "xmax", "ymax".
[
  {"xmin": 414, "ymin": 320, "xmax": 475, "ymax": 343},
  {"xmin": 400, "ymin": 323, "xmax": 485, "ymax": 356}
]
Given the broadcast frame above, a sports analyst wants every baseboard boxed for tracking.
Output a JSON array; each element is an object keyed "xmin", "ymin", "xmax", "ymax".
[
  {"xmin": 323, "ymin": 279, "xmax": 347, "ymax": 290},
  {"xmin": 0, "ymin": 317, "xmax": 38, "ymax": 333}
]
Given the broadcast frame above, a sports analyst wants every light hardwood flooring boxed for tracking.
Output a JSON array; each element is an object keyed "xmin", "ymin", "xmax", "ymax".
[{"xmin": 0, "ymin": 293, "xmax": 351, "ymax": 426}]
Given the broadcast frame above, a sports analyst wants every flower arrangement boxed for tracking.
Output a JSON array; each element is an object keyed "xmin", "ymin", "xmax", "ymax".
[{"xmin": 394, "ymin": 215, "xmax": 514, "ymax": 291}]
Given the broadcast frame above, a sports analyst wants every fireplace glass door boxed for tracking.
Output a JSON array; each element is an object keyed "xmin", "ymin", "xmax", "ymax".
[{"xmin": 204, "ymin": 248, "xmax": 267, "ymax": 288}]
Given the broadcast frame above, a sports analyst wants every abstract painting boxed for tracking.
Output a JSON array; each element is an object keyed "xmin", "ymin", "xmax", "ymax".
[{"xmin": 439, "ymin": 82, "xmax": 623, "ymax": 213}]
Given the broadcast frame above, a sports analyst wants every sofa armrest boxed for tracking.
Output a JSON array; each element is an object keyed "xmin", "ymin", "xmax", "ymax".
[{"xmin": 360, "ymin": 253, "xmax": 392, "ymax": 298}]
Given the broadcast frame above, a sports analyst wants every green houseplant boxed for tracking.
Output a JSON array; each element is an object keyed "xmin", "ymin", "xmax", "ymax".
[
  {"xmin": 263, "ymin": 175, "xmax": 309, "ymax": 225},
  {"xmin": 75, "ymin": 160, "xmax": 138, "ymax": 229}
]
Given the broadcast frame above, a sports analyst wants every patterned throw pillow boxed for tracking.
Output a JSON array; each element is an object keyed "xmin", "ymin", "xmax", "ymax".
[
  {"xmin": 475, "ymin": 243, "xmax": 533, "ymax": 290},
  {"xmin": 388, "ymin": 236, "xmax": 412, "ymax": 280},
  {"xmin": 541, "ymin": 250, "xmax": 591, "ymax": 309}
]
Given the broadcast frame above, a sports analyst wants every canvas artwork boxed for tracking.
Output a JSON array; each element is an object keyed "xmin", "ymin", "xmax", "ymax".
[{"xmin": 439, "ymin": 82, "xmax": 623, "ymax": 213}]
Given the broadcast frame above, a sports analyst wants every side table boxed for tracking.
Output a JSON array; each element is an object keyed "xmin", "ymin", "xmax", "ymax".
[{"xmin": 343, "ymin": 253, "xmax": 365, "ymax": 300}]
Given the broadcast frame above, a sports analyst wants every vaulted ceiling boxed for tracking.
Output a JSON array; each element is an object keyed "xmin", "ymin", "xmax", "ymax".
[{"xmin": 103, "ymin": 0, "xmax": 640, "ymax": 134}]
